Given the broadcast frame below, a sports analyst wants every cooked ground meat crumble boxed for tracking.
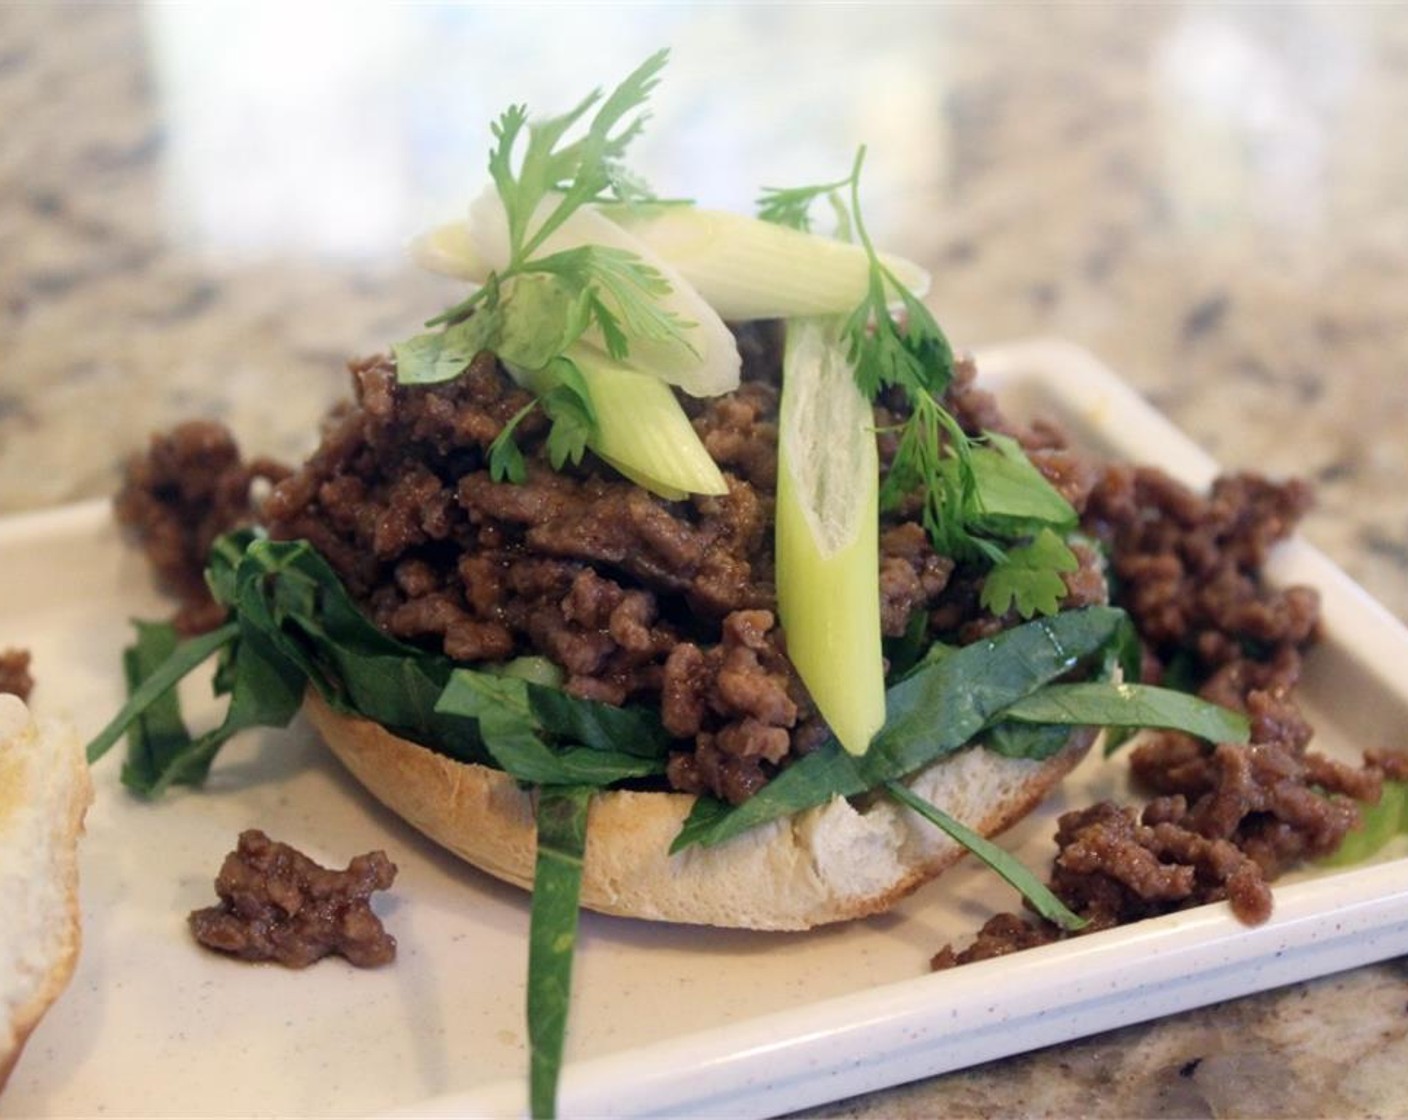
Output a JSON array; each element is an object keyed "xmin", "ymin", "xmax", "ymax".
[
  {"xmin": 189, "ymin": 829, "xmax": 397, "ymax": 968},
  {"xmin": 115, "ymin": 420, "xmax": 289, "ymax": 635},
  {"xmin": 115, "ymin": 325, "xmax": 1406, "ymax": 957},
  {"xmin": 244, "ymin": 330, "xmax": 1103, "ymax": 805},
  {"xmin": 0, "ymin": 647, "xmax": 33, "ymax": 701},
  {"xmin": 933, "ymin": 461, "xmax": 1408, "ymax": 968}
]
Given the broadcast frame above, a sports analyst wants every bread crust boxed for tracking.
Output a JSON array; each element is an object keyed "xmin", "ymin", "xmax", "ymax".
[
  {"xmin": 0, "ymin": 695, "xmax": 92, "ymax": 1092},
  {"xmin": 305, "ymin": 691, "xmax": 1094, "ymax": 930}
]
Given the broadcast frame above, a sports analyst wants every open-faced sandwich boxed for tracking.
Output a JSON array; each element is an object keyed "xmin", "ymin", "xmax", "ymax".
[{"xmin": 88, "ymin": 51, "xmax": 1251, "ymax": 1116}]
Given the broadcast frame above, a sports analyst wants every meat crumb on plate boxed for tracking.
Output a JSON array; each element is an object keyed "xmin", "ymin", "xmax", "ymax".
[{"xmin": 189, "ymin": 829, "xmax": 398, "ymax": 968}]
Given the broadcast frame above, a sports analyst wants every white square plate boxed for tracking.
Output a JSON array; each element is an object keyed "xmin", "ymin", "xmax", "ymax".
[{"xmin": 6, "ymin": 340, "xmax": 1408, "ymax": 1118}]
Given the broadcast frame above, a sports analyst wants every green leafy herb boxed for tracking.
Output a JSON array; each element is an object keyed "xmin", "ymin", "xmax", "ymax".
[
  {"xmin": 1001, "ymin": 681, "xmax": 1252, "ymax": 744},
  {"xmin": 527, "ymin": 245, "xmax": 695, "ymax": 363},
  {"xmin": 119, "ymin": 620, "xmax": 201, "ymax": 791},
  {"xmin": 981, "ymin": 527, "xmax": 1080, "ymax": 620},
  {"xmin": 527, "ymin": 785, "xmax": 591, "ymax": 1119},
  {"xmin": 394, "ymin": 50, "xmax": 698, "ymax": 482},
  {"xmin": 488, "ymin": 52, "xmax": 667, "ymax": 264},
  {"xmin": 759, "ymin": 148, "xmax": 1079, "ymax": 612},
  {"xmin": 964, "ymin": 433, "xmax": 1079, "ymax": 534},
  {"xmin": 884, "ymin": 780, "xmax": 1086, "ymax": 931},
  {"xmin": 88, "ymin": 530, "xmax": 673, "ymax": 794},
  {"xmin": 756, "ymin": 171, "xmax": 857, "ymax": 233},
  {"xmin": 486, "ymin": 356, "xmax": 599, "ymax": 481},
  {"xmin": 434, "ymin": 671, "xmax": 666, "ymax": 787},
  {"xmin": 88, "ymin": 620, "xmax": 238, "ymax": 769}
]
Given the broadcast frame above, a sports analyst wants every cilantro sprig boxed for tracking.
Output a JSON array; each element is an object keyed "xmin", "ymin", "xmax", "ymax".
[
  {"xmin": 758, "ymin": 149, "xmax": 1079, "ymax": 619},
  {"xmin": 394, "ymin": 48, "xmax": 695, "ymax": 482}
]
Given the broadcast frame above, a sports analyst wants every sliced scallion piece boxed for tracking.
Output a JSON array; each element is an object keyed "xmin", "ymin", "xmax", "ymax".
[
  {"xmin": 606, "ymin": 203, "xmax": 930, "ymax": 321},
  {"xmin": 409, "ymin": 219, "xmax": 487, "ymax": 281},
  {"xmin": 519, "ymin": 344, "xmax": 727, "ymax": 499},
  {"xmin": 775, "ymin": 317, "xmax": 885, "ymax": 756}
]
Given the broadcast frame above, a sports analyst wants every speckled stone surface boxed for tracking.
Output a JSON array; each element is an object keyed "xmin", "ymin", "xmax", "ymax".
[{"xmin": 3, "ymin": 3, "xmax": 1406, "ymax": 1117}]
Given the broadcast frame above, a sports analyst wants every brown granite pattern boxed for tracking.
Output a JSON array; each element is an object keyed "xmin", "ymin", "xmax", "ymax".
[{"xmin": 3, "ymin": 3, "xmax": 1406, "ymax": 1117}]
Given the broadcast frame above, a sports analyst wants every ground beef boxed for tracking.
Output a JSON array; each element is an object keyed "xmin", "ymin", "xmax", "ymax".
[
  {"xmin": 878, "ymin": 523, "xmax": 955, "ymax": 637},
  {"xmin": 1083, "ymin": 466, "xmax": 1318, "ymax": 676},
  {"xmin": 118, "ymin": 331, "xmax": 1111, "ymax": 805},
  {"xmin": 0, "ymin": 648, "xmax": 32, "ymax": 701},
  {"xmin": 115, "ymin": 420, "xmax": 289, "ymax": 634},
  {"xmin": 189, "ymin": 830, "xmax": 397, "ymax": 968},
  {"xmin": 662, "ymin": 609, "xmax": 827, "ymax": 804},
  {"xmin": 256, "ymin": 345, "xmax": 997, "ymax": 805},
  {"xmin": 932, "ymin": 459, "xmax": 1407, "ymax": 969}
]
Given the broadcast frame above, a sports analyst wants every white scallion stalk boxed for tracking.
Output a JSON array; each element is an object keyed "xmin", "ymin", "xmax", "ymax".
[
  {"xmin": 606, "ymin": 205, "xmax": 931, "ymax": 321},
  {"xmin": 469, "ymin": 189, "xmax": 742, "ymax": 398},
  {"xmin": 775, "ymin": 318, "xmax": 885, "ymax": 756},
  {"xmin": 409, "ymin": 220, "xmax": 489, "ymax": 281},
  {"xmin": 566, "ymin": 344, "xmax": 728, "ymax": 499}
]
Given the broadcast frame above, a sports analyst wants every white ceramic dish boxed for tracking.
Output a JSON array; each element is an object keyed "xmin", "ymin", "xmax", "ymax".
[{"xmin": 5, "ymin": 339, "xmax": 1408, "ymax": 1119}]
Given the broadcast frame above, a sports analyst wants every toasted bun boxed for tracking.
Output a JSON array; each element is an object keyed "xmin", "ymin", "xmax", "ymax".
[
  {"xmin": 0, "ymin": 695, "xmax": 92, "ymax": 1091},
  {"xmin": 305, "ymin": 691, "xmax": 1093, "ymax": 930}
]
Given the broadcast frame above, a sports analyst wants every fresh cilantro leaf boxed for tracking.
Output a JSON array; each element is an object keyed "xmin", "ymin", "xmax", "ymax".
[
  {"xmin": 395, "ymin": 287, "xmax": 506, "ymax": 385},
  {"xmin": 965, "ymin": 433, "xmax": 1078, "ymax": 533},
  {"xmin": 527, "ymin": 244, "xmax": 696, "ymax": 361},
  {"xmin": 756, "ymin": 171, "xmax": 855, "ymax": 232},
  {"xmin": 490, "ymin": 49, "xmax": 668, "ymax": 265},
  {"xmin": 393, "ymin": 49, "xmax": 691, "ymax": 482},
  {"xmin": 488, "ymin": 400, "xmax": 537, "ymax": 483},
  {"xmin": 539, "ymin": 356, "xmax": 596, "ymax": 470},
  {"xmin": 981, "ymin": 527, "xmax": 1080, "ymax": 619},
  {"xmin": 486, "ymin": 357, "xmax": 598, "ymax": 482},
  {"xmin": 495, "ymin": 275, "xmax": 593, "ymax": 371}
]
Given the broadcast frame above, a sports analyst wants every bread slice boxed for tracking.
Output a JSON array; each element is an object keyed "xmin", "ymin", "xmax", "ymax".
[
  {"xmin": 305, "ymin": 691, "xmax": 1093, "ymax": 930},
  {"xmin": 0, "ymin": 694, "xmax": 92, "ymax": 1091}
]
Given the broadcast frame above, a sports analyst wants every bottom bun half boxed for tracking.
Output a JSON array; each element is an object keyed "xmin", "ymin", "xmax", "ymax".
[{"xmin": 305, "ymin": 691, "xmax": 1094, "ymax": 931}]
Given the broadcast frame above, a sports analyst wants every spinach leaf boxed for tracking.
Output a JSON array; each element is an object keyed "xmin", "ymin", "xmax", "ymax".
[
  {"xmin": 526, "ymin": 681, "xmax": 669, "ymax": 759},
  {"xmin": 528, "ymin": 786, "xmax": 591, "ymax": 1120},
  {"xmin": 229, "ymin": 537, "xmax": 457, "ymax": 739},
  {"xmin": 437, "ymin": 671, "xmax": 666, "ymax": 787},
  {"xmin": 1002, "ymin": 682, "xmax": 1251, "ymax": 744},
  {"xmin": 119, "ymin": 621, "xmax": 199, "ymax": 790},
  {"xmin": 884, "ymin": 780, "xmax": 1085, "ymax": 931},
  {"xmin": 103, "ymin": 605, "xmax": 306, "ymax": 798},
  {"xmin": 88, "ymin": 620, "xmax": 240, "ymax": 768},
  {"xmin": 984, "ymin": 720, "xmax": 1074, "ymax": 761}
]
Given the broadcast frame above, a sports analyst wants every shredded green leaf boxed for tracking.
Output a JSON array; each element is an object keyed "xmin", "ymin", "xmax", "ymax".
[
  {"xmin": 88, "ymin": 620, "xmax": 239, "ymax": 770},
  {"xmin": 527, "ymin": 785, "xmax": 591, "ymax": 1119},
  {"xmin": 884, "ymin": 780, "xmax": 1086, "ymax": 931}
]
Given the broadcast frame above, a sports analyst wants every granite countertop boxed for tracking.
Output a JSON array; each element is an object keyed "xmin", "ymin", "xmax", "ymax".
[{"xmin": 3, "ymin": 3, "xmax": 1406, "ymax": 1117}]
